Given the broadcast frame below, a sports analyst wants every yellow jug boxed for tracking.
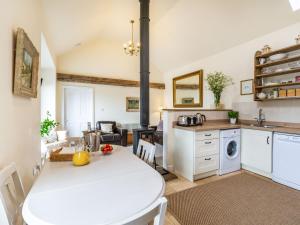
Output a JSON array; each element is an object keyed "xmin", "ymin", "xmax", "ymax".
[{"xmin": 73, "ymin": 151, "xmax": 90, "ymax": 166}]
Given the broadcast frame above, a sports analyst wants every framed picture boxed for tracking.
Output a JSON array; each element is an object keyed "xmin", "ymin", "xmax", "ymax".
[
  {"xmin": 13, "ymin": 28, "xmax": 39, "ymax": 98},
  {"xmin": 240, "ymin": 79, "xmax": 253, "ymax": 95},
  {"xmin": 182, "ymin": 97, "xmax": 194, "ymax": 104},
  {"xmin": 126, "ymin": 97, "xmax": 140, "ymax": 112}
]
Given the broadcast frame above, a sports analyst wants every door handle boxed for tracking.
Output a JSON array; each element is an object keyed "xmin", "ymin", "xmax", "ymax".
[
  {"xmin": 205, "ymin": 158, "xmax": 212, "ymax": 161},
  {"xmin": 205, "ymin": 141, "xmax": 212, "ymax": 144},
  {"xmin": 267, "ymin": 136, "xmax": 270, "ymax": 145},
  {"xmin": 205, "ymin": 134, "xmax": 212, "ymax": 137}
]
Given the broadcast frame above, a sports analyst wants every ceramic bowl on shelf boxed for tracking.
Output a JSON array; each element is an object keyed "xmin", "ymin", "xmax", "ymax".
[
  {"xmin": 288, "ymin": 61, "xmax": 300, "ymax": 69},
  {"xmin": 269, "ymin": 53, "xmax": 287, "ymax": 61},
  {"xmin": 257, "ymin": 92, "xmax": 267, "ymax": 100},
  {"xmin": 265, "ymin": 82, "xmax": 280, "ymax": 86}
]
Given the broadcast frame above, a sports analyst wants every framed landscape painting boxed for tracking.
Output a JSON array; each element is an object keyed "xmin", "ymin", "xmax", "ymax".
[
  {"xmin": 182, "ymin": 97, "xmax": 194, "ymax": 104},
  {"xmin": 126, "ymin": 97, "xmax": 140, "ymax": 112},
  {"xmin": 13, "ymin": 28, "xmax": 39, "ymax": 98},
  {"xmin": 240, "ymin": 79, "xmax": 253, "ymax": 95}
]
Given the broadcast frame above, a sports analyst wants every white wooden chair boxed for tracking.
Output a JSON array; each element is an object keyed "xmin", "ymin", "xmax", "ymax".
[
  {"xmin": 136, "ymin": 139, "xmax": 156, "ymax": 164},
  {"xmin": 0, "ymin": 163, "xmax": 26, "ymax": 225},
  {"xmin": 122, "ymin": 197, "xmax": 167, "ymax": 225}
]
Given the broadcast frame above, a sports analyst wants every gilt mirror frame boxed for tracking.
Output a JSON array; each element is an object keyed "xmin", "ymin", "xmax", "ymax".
[{"xmin": 173, "ymin": 70, "xmax": 203, "ymax": 108}]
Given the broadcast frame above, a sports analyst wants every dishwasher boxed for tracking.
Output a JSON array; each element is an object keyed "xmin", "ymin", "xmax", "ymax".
[{"xmin": 273, "ymin": 133, "xmax": 300, "ymax": 190}]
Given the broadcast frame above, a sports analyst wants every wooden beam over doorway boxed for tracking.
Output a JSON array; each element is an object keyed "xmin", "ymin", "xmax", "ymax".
[{"xmin": 57, "ymin": 73, "xmax": 165, "ymax": 90}]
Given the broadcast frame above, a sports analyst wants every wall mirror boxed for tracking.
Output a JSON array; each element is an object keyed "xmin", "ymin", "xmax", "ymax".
[{"xmin": 173, "ymin": 70, "xmax": 203, "ymax": 108}]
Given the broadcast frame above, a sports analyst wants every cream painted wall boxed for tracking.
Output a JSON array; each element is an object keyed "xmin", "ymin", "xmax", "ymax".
[
  {"xmin": 164, "ymin": 22, "xmax": 300, "ymax": 123},
  {"xmin": 56, "ymin": 37, "xmax": 165, "ymax": 130},
  {"xmin": 0, "ymin": 0, "xmax": 42, "ymax": 192},
  {"xmin": 57, "ymin": 38, "xmax": 164, "ymax": 82},
  {"xmin": 56, "ymin": 82, "xmax": 164, "ymax": 130}
]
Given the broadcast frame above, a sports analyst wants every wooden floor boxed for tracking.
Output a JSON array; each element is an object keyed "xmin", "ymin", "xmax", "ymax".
[{"xmin": 164, "ymin": 170, "xmax": 244, "ymax": 225}]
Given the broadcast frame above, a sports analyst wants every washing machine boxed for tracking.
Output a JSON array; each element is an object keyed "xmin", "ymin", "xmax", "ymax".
[{"xmin": 219, "ymin": 129, "xmax": 241, "ymax": 175}]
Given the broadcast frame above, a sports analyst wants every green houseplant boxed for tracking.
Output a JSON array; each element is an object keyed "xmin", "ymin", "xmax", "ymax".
[
  {"xmin": 228, "ymin": 111, "xmax": 239, "ymax": 124},
  {"xmin": 206, "ymin": 71, "xmax": 233, "ymax": 108},
  {"xmin": 40, "ymin": 111, "xmax": 59, "ymax": 138}
]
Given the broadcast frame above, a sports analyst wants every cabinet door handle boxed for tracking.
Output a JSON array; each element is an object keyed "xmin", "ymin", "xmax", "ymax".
[
  {"xmin": 205, "ymin": 141, "xmax": 212, "ymax": 144},
  {"xmin": 205, "ymin": 158, "xmax": 212, "ymax": 161},
  {"xmin": 205, "ymin": 134, "xmax": 212, "ymax": 137},
  {"xmin": 267, "ymin": 136, "xmax": 270, "ymax": 145}
]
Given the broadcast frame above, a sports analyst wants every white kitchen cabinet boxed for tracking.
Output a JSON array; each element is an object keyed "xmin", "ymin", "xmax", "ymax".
[
  {"xmin": 241, "ymin": 128, "xmax": 272, "ymax": 178},
  {"xmin": 174, "ymin": 129, "xmax": 220, "ymax": 181}
]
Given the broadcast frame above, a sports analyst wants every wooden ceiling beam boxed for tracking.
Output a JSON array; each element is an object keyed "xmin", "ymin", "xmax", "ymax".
[{"xmin": 56, "ymin": 73, "xmax": 165, "ymax": 90}]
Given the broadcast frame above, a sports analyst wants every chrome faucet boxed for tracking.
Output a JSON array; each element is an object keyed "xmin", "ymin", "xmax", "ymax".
[{"xmin": 255, "ymin": 108, "xmax": 265, "ymax": 127}]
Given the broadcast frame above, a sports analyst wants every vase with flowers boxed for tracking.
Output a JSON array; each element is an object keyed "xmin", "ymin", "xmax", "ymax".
[{"xmin": 206, "ymin": 71, "xmax": 233, "ymax": 109}]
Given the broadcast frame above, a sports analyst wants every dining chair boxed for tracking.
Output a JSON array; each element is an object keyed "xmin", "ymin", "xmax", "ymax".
[
  {"xmin": 0, "ymin": 163, "xmax": 26, "ymax": 225},
  {"xmin": 136, "ymin": 139, "xmax": 156, "ymax": 164},
  {"xmin": 123, "ymin": 197, "xmax": 167, "ymax": 225}
]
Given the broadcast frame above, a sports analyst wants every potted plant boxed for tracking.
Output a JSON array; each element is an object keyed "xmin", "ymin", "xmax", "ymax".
[
  {"xmin": 206, "ymin": 71, "xmax": 233, "ymax": 109},
  {"xmin": 40, "ymin": 111, "xmax": 59, "ymax": 142},
  {"xmin": 228, "ymin": 111, "xmax": 239, "ymax": 124}
]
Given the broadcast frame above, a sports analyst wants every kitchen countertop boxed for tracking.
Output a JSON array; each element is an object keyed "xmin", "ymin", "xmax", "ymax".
[{"xmin": 174, "ymin": 121, "xmax": 300, "ymax": 135}]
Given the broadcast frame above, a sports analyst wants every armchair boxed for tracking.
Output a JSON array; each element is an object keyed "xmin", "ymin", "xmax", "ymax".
[{"xmin": 96, "ymin": 121, "xmax": 128, "ymax": 146}]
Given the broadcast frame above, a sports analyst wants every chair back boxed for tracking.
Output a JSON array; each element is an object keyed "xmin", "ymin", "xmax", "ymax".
[
  {"xmin": 0, "ymin": 163, "xmax": 25, "ymax": 225},
  {"xmin": 122, "ymin": 197, "xmax": 167, "ymax": 225},
  {"xmin": 136, "ymin": 139, "xmax": 156, "ymax": 164}
]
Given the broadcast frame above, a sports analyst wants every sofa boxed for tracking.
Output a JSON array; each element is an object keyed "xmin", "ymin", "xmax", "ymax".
[{"xmin": 96, "ymin": 121, "xmax": 128, "ymax": 146}]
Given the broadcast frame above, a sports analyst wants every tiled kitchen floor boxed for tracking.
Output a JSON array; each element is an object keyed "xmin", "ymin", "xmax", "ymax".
[{"xmin": 164, "ymin": 170, "xmax": 244, "ymax": 225}]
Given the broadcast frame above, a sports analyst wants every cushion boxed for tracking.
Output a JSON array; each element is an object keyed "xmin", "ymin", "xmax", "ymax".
[
  {"xmin": 101, "ymin": 123, "xmax": 113, "ymax": 133},
  {"xmin": 57, "ymin": 130, "xmax": 67, "ymax": 141}
]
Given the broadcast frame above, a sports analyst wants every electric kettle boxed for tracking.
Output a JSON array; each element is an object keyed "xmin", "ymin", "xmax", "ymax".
[{"xmin": 195, "ymin": 113, "xmax": 206, "ymax": 125}]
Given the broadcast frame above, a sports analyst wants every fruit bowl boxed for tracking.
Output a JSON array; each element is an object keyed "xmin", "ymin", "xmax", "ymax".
[
  {"xmin": 101, "ymin": 144, "xmax": 113, "ymax": 155},
  {"xmin": 269, "ymin": 53, "xmax": 287, "ymax": 61}
]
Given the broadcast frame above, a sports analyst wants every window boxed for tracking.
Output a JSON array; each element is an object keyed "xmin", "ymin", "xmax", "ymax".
[{"xmin": 289, "ymin": 0, "xmax": 300, "ymax": 11}]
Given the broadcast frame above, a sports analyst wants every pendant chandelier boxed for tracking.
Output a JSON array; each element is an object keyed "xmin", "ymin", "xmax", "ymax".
[{"xmin": 123, "ymin": 20, "xmax": 140, "ymax": 56}]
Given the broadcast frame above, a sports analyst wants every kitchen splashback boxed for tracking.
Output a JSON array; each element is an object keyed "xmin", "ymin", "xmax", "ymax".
[{"xmin": 233, "ymin": 101, "xmax": 300, "ymax": 123}]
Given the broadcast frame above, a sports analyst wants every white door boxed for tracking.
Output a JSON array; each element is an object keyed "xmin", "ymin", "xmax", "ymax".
[
  {"xmin": 241, "ymin": 129, "xmax": 272, "ymax": 177},
  {"xmin": 63, "ymin": 86, "xmax": 94, "ymax": 137}
]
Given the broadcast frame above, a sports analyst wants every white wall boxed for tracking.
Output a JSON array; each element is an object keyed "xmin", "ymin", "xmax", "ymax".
[
  {"xmin": 57, "ymin": 38, "xmax": 164, "ymax": 83},
  {"xmin": 164, "ymin": 22, "xmax": 300, "ymax": 123},
  {"xmin": 0, "ymin": 0, "xmax": 42, "ymax": 192},
  {"xmin": 57, "ymin": 82, "xmax": 164, "ymax": 130},
  {"xmin": 41, "ymin": 34, "xmax": 56, "ymax": 120}
]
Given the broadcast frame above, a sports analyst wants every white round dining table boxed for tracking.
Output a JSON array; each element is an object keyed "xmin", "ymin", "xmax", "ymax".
[{"xmin": 22, "ymin": 146, "xmax": 165, "ymax": 225}]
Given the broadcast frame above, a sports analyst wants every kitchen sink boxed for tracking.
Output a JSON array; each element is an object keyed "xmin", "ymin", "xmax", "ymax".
[{"xmin": 249, "ymin": 124, "xmax": 280, "ymax": 129}]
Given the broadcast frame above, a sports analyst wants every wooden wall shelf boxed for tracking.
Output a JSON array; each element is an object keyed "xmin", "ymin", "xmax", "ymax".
[
  {"xmin": 255, "ymin": 96, "xmax": 300, "ymax": 101},
  {"xmin": 256, "ymin": 68, "xmax": 300, "ymax": 78},
  {"xmin": 256, "ymin": 44, "xmax": 300, "ymax": 58},
  {"xmin": 254, "ymin": 43, "xmax": 300, "ymax": 101},
  {"xmin": 255, "ymin": 55, "xmax": 300, "ymax": 68},
  {"xmin": 255, "ymin": 82, "xmax": 300, "ymax": 89}
]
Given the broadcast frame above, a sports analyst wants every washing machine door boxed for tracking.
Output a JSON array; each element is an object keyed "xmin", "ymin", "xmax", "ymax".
[{"xmin": 226, "ymin": 139, "xmax": 239, "ymax": 159}]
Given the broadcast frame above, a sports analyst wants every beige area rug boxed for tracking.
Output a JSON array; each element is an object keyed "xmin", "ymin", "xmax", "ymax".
[{"xmin": 167, "ymin": 173, "xmax": 300, "ymax": 225}]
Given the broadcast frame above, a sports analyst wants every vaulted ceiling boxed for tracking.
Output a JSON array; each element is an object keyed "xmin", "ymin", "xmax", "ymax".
[{"xmin": 42, "ymin": 0, "xmax": 300, "ymax": 73}]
